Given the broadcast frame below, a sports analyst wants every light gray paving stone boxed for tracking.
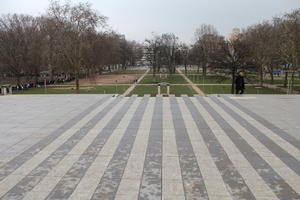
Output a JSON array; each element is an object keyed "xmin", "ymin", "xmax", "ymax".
[
  {"xmin": 0, "ymin": 95, "xmax": 299, "ymax": 200},
  {"xmin": 204, "ymin": 97, "xmax": 300, "ymax": 195},
  {"xmin": 210, "ymin": 96, "xmax": 300, "ymax": 176},
  {"xmin": 218, "ymin": 97, "xmax": 300, "ymax": 162},
  {"xmin": 177, "ymin": 98, "xmax": 233, "ymax": 200},
  {"xmin": 162, "ymin": 99, "xmax": 185, "ymax": 198},
  {"xmin": 222, "ymin": 95, "xmax": 300, "ymax": 150},
  {"xmin": 90, "ymin": 97, "xmax": 149, "ymax": 199},
  {"xmin": 182, "ymin": 96, "xmax": 255, "ymax": 200},
  {"xmin": 199, "ymin": 96, "xmax": 300, "ymax": 199},
  {"xmin": 0, "ymin": 95, "xmax": 111, "ymax": 182},
  {"xmin": 138, "ymin": 97, "xmax": 163, "ymax": 200},
  {"xmin": 223, "ymin": 95, "xmax": 300, "ymax": 141},
  {"xmin": 170, "ymin": 97, "xmax": 208, "ymax": 199},
  {"xmin": 0, "ymin": 96, "xmax": 120, "ymax": 199},
  {"xmin": 22, "ymin": 97, "xmax": 131, "ymax": 200},
  {"xmin": 44, "ymin": 97, "xmax": 136, "ymax": 200},
  {"xmin": 114, "ymin": 99, "xmax": 155, "ymax": 200}
]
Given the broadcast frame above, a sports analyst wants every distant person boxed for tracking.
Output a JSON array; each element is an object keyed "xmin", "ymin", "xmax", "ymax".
[{"xmin": 235, "ymin": 72, "xmax": 245, "ymax": 94}]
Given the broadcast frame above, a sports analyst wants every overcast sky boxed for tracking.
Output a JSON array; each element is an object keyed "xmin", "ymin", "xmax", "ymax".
[{"xmin": 1, "ymin": 0, "xmax": 299, "ymax": 43}]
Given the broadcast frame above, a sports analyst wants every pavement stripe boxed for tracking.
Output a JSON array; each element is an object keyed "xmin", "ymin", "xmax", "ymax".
[
  {"xmin": 170, "ymin": 97, "xmax": 208, "ymax": 199},
  {"xmin": 182, "ymin": 96, "xmax": 255, "ymax": 200},
  {"xmin": 138, "ymin": 96, "xmax": 163, "ymax": 199},
  {"xmin": 189, "ymin": 97, "xmax": 278, "ymax": 200},
  {"xmin": 21, "ymin": 97, "xmax": 134, "ymax": 200},
  {"xmin": 162, "ymin": 98, "xmax": 185, "ymax": 199},
  {"xmin": 222, "ymin": 95, "xmax": 300, "ymax": 150},
  {"xmin": 204, "ymin": 96, "xmax": 300, "ymax": 199},
  {"xmin": 177, "ymin": 97, "xmax": 232, "ymax": 200},
  {"xmin": 0, "ymin": 96, "xmax": 122, "ymax": 199},
  {"xmin": 44, "ymin": 97, "xmax": 137, "ymax": 200},
  {"xmin": 0, "ymin": 95, "xmax": 110, "ymax": 181},
  {"xmin": 210, "ymin": 96, "xmax": 300, "ymax": 176},
  {"xmin": 90, "ymin": 97, "xmax": 149, "ymax": 199},
  {"xmin": 114, "ymin": 98, "xmax": 155, "ymax": 200},
  {"xmin": 218, "ymin": 97, "xmax": 300, "ymax": 162}
]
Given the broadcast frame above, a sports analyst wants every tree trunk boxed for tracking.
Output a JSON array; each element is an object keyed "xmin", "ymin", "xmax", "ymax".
[
  {"xmin": 269, "ymin": 71, "xmax": 274, "ymax": 84},
  {"xmin": 152, "ymin": 64, "xmax": 156, "ymax": 77},
  {"xmin": 75, "ymin": 73, "xmax": 80, "ymax": 94},
  {"xmin": 202, "ymin": 64, "xmax": 207, "ymax": 79},
  {"xmin": 35, "ymin": 73, "xmax": 39, "ymax": 85},
  {"xmin": 259, "ymin": 65, "xmax": 263, "ymax": 87},
  {"xmin": 284, "ymin": 71, "xmax": 288, "ymax": 88},
  {"xmin": 231, "ymin": 63, "xmax": 236, "ymax": 94},
  {"xmin": 184, "ymin": 62, "xmax": 187, "ymax": 75},
  {"xmin": 290, "ymin": 71, "xmax": 295, "ymax": 94},
  {"xmin": 75, "ymin": 65, "xmax": 80, "ymax": 94},
  {"xmin": 16, "ymin": 75, "xmax": 20, "ymax": 86}
]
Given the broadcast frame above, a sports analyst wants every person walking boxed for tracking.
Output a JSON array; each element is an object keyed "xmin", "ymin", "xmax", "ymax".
[{"xmin": 235, "ymin": 72, "xmax": 245, "ymax": 94}]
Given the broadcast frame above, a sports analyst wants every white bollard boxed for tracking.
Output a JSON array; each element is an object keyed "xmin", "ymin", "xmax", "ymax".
[
  {"xmin": 167, "ymin": 84, "xmax": 170, "ymax": 96},
  {"xmin": 2, "ymin": 87, "xmax": 7, "ymax": 95},
  {"xmin": 158, "ymin": 84, "xmax": 161, "ymax": 95},
  {"xmin": 9, "ymin": 86, "xmax": 12, "ymax": 95}
]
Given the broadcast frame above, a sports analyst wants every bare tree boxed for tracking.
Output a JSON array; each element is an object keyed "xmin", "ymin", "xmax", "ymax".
[
  {"xmin": 0, "ymin": 14, "xmax": 39, "ymax": 85},
  {"xmin": 193, "ymin": 24, "xmax": 223, "ymax": 78},
  {"xmin": 46, "ymin": 0, "xmax": 107, "ymax": 93}
]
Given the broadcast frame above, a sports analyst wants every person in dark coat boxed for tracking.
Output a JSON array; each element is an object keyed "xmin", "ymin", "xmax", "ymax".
[{"xmin": 235, "ymin": 72, "xmax": 245, "ymax": 94}]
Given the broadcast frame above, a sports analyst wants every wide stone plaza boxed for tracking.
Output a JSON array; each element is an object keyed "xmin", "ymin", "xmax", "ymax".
[{"xmin": 0, "ymin": 94, "xmax": 299, "ymax": 200}]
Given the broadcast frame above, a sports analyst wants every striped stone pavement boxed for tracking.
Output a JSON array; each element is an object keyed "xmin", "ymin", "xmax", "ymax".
[{"xmin": 0, "ymin": 95, "xmax": 299, "ymax": 200}]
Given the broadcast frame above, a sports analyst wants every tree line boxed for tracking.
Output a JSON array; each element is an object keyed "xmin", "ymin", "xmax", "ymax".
[
  {"xmin": 0, "ymin": 1, "xmax": 143, "ymax": 93},
  {"xmin": 1, "ymin": 1, "xmax": 299, "ymax": 94},
  {"xmin": 145, "ymin": 9, "xmax": 299, "ymax": 93}
]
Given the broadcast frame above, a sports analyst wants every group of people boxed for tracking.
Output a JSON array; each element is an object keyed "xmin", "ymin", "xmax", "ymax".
[{"xmin": 11, "ymin": 76, "xmax": 76, "ymax": 91}]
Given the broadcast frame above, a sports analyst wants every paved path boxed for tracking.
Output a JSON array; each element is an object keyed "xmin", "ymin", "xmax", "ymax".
[
  {"xmin": 177, "ymin": 69, "xmax": 206, "ymax": 96},
  {"xmin": 123, "ymin": 69, "xmax": 150, "ymax": 96},
  {"xmin": 0, "ymin": 95, "xmax": 300, "ymax": 199}
]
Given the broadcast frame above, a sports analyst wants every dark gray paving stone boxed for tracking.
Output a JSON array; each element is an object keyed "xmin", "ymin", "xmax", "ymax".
[
  {"xmin": 170, "ymin": 97, "xmax": 208, "ymax": 199},
  {"xmin": 204, "ymin": 96, "xmax": 300, "ymax": 199},
  {"xmin": 138, "ymin": 97, "xmax": 163, "ymax": 200},
  {"xmin": 183, "ymin": 96, "xmax": 255, "ymax": 200},
  {"xmin": 0, "ymin": 96, "xmax": 124, "ymax": 200}
]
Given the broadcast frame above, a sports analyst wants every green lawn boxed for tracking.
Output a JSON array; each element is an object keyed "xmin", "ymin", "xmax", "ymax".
[
  {"xmin": 180, "ymin": 69, "xmax": 202, "ymax": 74},
  {"xmin": 140, "ymin": 75, "xmax": 187, "ymax": 84},
  {"xmin": 129, "ymin": 85, "xmax": 196, "ymax": 97},
  {"xmin": 293, "ymin": 86, "xmax": 300, "ymax": 91},
  {"xmin": 188, "ymin": 75, "xmax": 231, "ymax": 84},
  {"xmin": 13, "ymin": 85, "xmax": 129, "ymax": 94},
  {"xmin": 264, "ymin": 79, "xmax": 300, "ymax": 85},
  {"xmin": 149, "ymin": 69, "xmax": 178, "ymax": 74},
  {"xmin": 104, "ymin": 69, "xmax": 147, "ymax": 75},
  {"xmin": 198, "ymin": 85, "xmax": 285, "ymax": 94}
]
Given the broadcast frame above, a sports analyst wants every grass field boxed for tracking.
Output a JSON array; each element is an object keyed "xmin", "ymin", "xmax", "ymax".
[
  {"xmin": 149, "ymin": 69, "xmax": 178, "ymax": 74},
  {"xmin": 198, "ymin": 85, "xmax": 285, "ymax": 94},
  {"xmin": 129, "ymin": 85, "xmax": 196, "ymax": 97},
  {"xmin": 293, "ymin": 86, "xmax": 300, "ymax": 91},
  {"xmin": 104, "ymin": 69, "xmax": 147, "ymax": 75},
  {"xmin": 264, "ymin": 79, "xmax": 300, "ymax": 85},
  {"xmin": 13, "ymin": 85, "xmax": 129, "ymax": 94},
  {"xmin": 188, "ymin": 75, "xmax": 231, "ymax": 84},
  {"xmin": 139, "ymin": 75, "xmax": 187, "ymax": 84},
  {"xmin": 180, "ymin": 69, "xmax": 202, "ymax": 74}
]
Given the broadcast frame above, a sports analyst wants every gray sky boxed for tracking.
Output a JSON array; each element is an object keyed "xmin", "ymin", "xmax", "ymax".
[{"xmin": 1, "ymin": 0, "xmax": 299, "ymax": 43}]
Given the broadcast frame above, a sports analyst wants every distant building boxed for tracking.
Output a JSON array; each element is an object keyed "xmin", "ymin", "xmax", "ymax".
[{"xmin": 228, "ymin": 28, "xmax": 241, "ymax": 40}]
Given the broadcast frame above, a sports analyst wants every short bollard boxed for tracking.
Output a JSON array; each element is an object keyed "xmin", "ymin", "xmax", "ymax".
[
  {"xmin": 1, "ymin": 87, "xmax": 7, "ymax": 95},
  {"xmin": 157, "ymin": 84, "xmax": 161, "ymax": 95},
  {"xmin": 167, "ymin": 84, "xmax": 170, "ymax": 95}
]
